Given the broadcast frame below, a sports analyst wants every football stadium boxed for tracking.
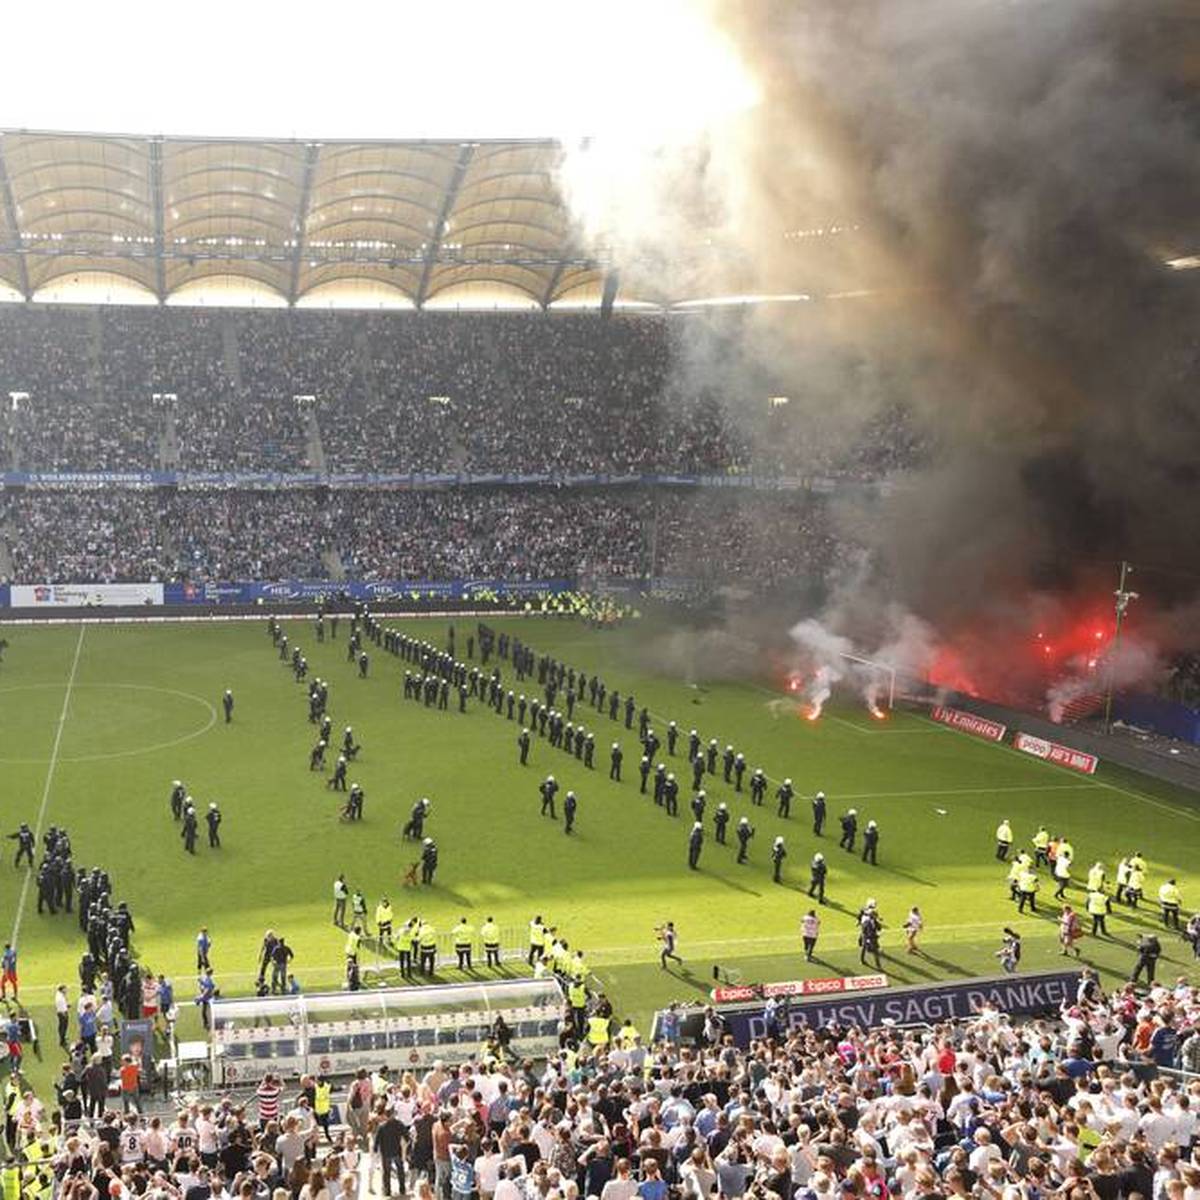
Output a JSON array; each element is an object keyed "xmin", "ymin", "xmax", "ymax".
[{"xmin": 0, "ymin": 3, "xmax": 1197, "ymax": 1200}]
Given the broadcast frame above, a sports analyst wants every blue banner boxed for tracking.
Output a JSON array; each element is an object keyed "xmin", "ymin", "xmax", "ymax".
[
  {"xmin": 161, "ymin": 579, "xmax": 572, "ymax": 605},
  {"xmin": 663, "ymin": 970, "xmax": 1082, "ymax": 1047},
  {"xmin": 1114, "ymin": 693, "xmax": 1200, "ymax": 746}
]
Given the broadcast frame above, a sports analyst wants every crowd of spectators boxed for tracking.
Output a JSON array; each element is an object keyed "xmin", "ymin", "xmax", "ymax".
[
  {"xmin": 654, "ymin": 492, "xmax": 860, "ymax": 590},
  {"xmin": 0, "ymin": 488, "xmax": 864, "ymax": 586},
  {"xmin": 0, "ymin": 308, "xmax": 162, "ymax": 470},
  {"xmin": 9, "ymin": 966, "xmax": 1198, "ymax": 1200},
  {"xmin": 0, "ymin": 306, "xmax": 929, "ymax": 478},
  {"xmin": 3, "ymin": 491, "xmax": 176, "ymax": 583},
  {"xmin": 0, "ymin": 489, "xmax": 653, "ymax": 583}
]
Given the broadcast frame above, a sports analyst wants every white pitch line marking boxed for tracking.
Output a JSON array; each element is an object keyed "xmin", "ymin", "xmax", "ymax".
[{"xmin": 10, "ymin": 624, "xmax": 85, "ymax": 949}]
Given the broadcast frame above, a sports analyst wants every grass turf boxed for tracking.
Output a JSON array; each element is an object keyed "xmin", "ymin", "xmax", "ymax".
[{"xmin": 0, "ymin": 614, "xmax": 1197, "ymax": 1098}]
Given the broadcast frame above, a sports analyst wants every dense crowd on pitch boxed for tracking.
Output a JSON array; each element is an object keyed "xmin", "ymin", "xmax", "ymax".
[
  {"xmin": 0, "ymin": 306, "xmax": 929, "ymax": 478},
  {"xmin": 0, "ymin": 488, "xmax": 846, "ymax": 588},
  {"xmin": 4, "ymin": 962, "xmax": 1199, "ymax": 1200}
]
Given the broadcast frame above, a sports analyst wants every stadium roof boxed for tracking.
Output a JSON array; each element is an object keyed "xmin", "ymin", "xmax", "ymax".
[{"xmin": 0, "ymin": 131, "xmax": 611, "ymax": 309}]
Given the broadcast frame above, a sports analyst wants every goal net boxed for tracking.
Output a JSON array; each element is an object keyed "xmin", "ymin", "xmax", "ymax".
[{"xmin": 839, "ymin": 652, "xmax": 897, "ymax": 715}]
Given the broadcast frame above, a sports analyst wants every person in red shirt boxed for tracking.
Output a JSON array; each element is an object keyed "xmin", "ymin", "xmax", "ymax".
[
  {"xmin": 119, "ymin": 1053, "xmax": 141, "ymax": 1113},
  {"xmin": 936, "ymin": 1042, "xmax": 957, "ymax": 1076}
]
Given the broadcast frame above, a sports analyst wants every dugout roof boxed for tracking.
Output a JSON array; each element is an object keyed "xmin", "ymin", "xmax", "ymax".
[{"xmin": 0, "ymin": 132, "xmax": 606, "ymax": 307}]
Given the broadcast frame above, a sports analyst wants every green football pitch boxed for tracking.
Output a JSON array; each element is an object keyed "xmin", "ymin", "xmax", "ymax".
[{"xmin": 0, "ymin": 614, "xmax": 1197, "ymax": 1096}]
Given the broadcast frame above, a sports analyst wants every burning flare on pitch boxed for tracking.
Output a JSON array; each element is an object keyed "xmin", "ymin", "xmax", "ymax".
[{"xmin": 805, "ymin": 666, "xmax": 833, "ymax": 720}]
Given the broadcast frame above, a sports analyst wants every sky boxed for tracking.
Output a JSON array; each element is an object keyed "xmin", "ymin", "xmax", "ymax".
[{"xmin": 0, "ymin": 0, "xmax": 757, "ymax": 142}]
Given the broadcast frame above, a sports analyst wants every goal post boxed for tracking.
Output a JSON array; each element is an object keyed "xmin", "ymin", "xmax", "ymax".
[{"xmin": 838, "ymin": 653, "xmax": 897, "ymax": 710}]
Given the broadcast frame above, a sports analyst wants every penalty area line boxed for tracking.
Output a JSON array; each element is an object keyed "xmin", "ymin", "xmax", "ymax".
[{"xmin": 10, "ymin": 624, "xmax": 85, "ymax": 950}]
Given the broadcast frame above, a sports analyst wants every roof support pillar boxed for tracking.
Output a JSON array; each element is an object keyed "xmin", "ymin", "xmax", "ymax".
[
  {"xmin": 0, "ymin": 135, "xmax": 30, "ymax": 299},
  {"xmin": 541, "ymin": 260, "xmax": 566, "ymax": 309},
  {"xmin": 149, "ymin": 137, "xmax": 166, "ymax": 302},
  {"xmin": 417, "ymin": 142, "xmax": 474, "ymax": 308},
  {"xmin": 600, "ymin": 269, "xmax": 620, "ymax": 318},
  {"xmin": 289, "ymin": 143, "xmax": 321, "ymax": 306}
]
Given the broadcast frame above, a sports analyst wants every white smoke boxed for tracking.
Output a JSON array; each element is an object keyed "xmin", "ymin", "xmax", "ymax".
[
  {"xmin": 789, "ymin": 617, "xmax": 853, "ymax": 718},
  {"xmin": 791, "ymin": 608, "xmax": 946, "ymax": 718},
  {"xmin": 1045, "ymin": 636, "xmax": 1162, "ymax": 724}
]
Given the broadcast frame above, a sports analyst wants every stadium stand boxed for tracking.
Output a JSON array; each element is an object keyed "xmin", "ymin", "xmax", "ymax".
[
  {"xmin": 2, "ymin": 488, "xmax": 852, "ymax": 586},
  {"xmin": 0, "ymin": 307, "xmax": 931, "ymax": 478}
]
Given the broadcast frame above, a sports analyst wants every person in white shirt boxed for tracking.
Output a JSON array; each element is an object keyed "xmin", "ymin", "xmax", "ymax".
[
  {"xmin": 599, "ymin": 1159, "xmax": 638, "ymax": 1200},
  {"xmin": 119, "ymin": 1117, "xmax": 145, "ymax": 1165},
  {"xmin": 494, "ymin": 1162, "xmax": 528, "ymax": 1200},
  {"xmin": 679, "ymin": 1147, "xmax": 716, "ymax": 1199},
  {"xmin": 1140, "ymin": 1098, "xmax": 1178, "ymax": 1152},
  {"xmin": 55, "ymin": 985, "xmax": 70, "ymax": 1048},
  {"xmin": 1166, "ymin": 1094, "xmax": 1196, "ymax": 1150},
  {"xmin": 887, "ymin": 1110, "xmax": 931, "ymax": 1156},
  {"xmin": 967, "ymin": 1128, "xmax": 1001, "ymax": 1176},
  {"xmin": 474, "ymin": 1144, "xmax": 506, "ymax": 1200},
  {"xmin": 195, "ymin": 1106, "xmax": 219, "ymax": 1166},
  {"xmin": 788, "ymin": 1130, "xmax": 816, "ymax": 1189},
  {"xmin": 531, "ymin": 1118, "xmax": 556, "ymax": 1163}
]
